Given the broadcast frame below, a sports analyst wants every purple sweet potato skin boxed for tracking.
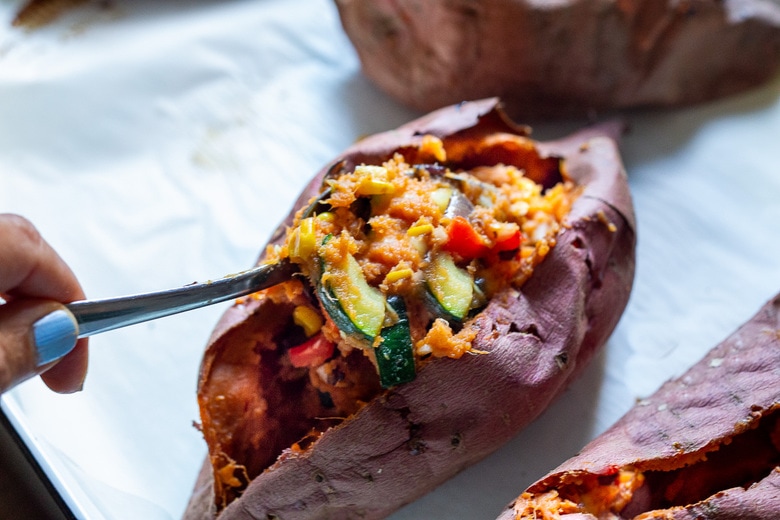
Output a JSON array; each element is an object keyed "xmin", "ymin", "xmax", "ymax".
[
  {"xmin": 334, "ymin": 0, "xmax": 780, "ymax": 119},
  {"xmin": 186, "ymin": 98, "xmax": 636, "ymax": 520},
  {"xmin": 497, "ymin": 294, "xmax": 780, "ymax": 520}
]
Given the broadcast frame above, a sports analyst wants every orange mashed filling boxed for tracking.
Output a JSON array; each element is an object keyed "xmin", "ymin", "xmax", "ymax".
[
  {"xmin": 514, "ymin": 470, "xmax": 644, "ymax": 520},
  {"xmin": 266, "ymin": 135, "xmax": 578, "ymax": 366},
  {"xmin": 513, "ymin": 409, "xmax": 780, "ymax": 519},
  {"xmin": 206, "ymin": 133, "xmax": 581, "ymax": 508}
]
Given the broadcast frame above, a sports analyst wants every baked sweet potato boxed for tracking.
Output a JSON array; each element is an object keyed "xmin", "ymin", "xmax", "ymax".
[
  {"xmin": 184, "ymin": 98, "xmax": 636, "ymax": 519},
  {"xmin": 334, "ymin": 0, "xmax": 780, "ymax": 118},
  {"xmin": 498, "ymin": 292, "xmax": 780, "ymax": 520}
]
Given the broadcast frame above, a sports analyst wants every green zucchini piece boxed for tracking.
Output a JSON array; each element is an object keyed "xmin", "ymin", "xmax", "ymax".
[
  {"xmin": 322, "ymin": 253, "xmax": 386, "ymax": 339},
  {"xmin": 425, "ymin": 252, "xmax": 474, "ymax": 320},
  {"xmin": 313, "ymin": 236, "xmax": 363, "ymax": 339},
  {"xmin": 376, "ymin": 296, "xmax": 415, "ymax": 388},
  {"xmin": 316, "ymin": 279, "xmax": 365, "ymax": 340},
  {"xmin": 314, "ymin": 236, "xmax": 365, "ymax": 338}
]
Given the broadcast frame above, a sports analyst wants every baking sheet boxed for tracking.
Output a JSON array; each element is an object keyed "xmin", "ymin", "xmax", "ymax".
[{"xmin": 1, "ymin": 1, "xmax": 779, "ymax": 519}]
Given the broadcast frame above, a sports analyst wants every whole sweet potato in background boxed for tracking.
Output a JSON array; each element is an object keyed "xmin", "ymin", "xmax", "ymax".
[
  {"xmin": 498, "ymin": 293, "xmax": 780, "ymax": 520},
  {"xmin": 184, "ymin": 98, "xmax": 636, "ymax": 519},
  {"xmin": 334, "ymin": 0, "xmax": 780, "ymax": 119},
  {"xmin": 11, "ymin": 0, "xmax": 94, "ymax": 28}
]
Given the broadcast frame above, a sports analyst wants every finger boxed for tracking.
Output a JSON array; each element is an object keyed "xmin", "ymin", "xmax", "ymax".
[
  {"xmin": 0, "ymin": 300, "xmax": 82, "ymax": 393},
  {"xmin": 0, "ymin": 215, "xmax": 89, "ymax": 393},
  {"xmin": 39, "ymin": 338, "xmax": 88, "ymax": 393},
  {"xmin": 0, "ymin": 214, "xmax": 85, "ymax": 302}
]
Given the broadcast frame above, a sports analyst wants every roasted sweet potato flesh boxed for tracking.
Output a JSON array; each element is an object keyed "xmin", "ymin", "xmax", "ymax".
[
  {"xmin": 515, "ymin": 407, "xmax": 780, "ymax": 519},
  {"xmin": 202, "ymin": 133, "xmax": 578, "ymax": 508},
  {"xmin": 189, "ymin": 99, "xmax": 635, "ymax": 520},
  {"xmin": 502, "ymin": 294, "xmax": 780, "ymax": 520},
  {"xmin": 199, "ymin": 280, "xmax": 383, "ymax": 507},
  {"xmin": 632, "ymin": 409, "xmax": 780, "ymax": 516}
]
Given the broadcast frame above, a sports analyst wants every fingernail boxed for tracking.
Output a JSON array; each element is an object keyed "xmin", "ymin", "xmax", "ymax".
[{"xmin": 33, "ymin": 310, "xmax": 79, "ymax": 366}]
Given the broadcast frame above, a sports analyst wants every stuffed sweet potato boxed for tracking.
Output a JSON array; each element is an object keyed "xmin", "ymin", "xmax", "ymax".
[
  {"xmin": 334, "ymin": 0, "xmax": 780, "ymax": 118},
  {"xmin": 184, "ymin": 98, "xmax": 636, "ymax": 519},
  {"xmin": 499, "ymin": 292, "xmax": 780, "ymax": 520}
]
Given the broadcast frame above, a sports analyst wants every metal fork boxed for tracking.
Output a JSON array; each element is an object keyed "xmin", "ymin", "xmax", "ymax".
[
  {"xmin": 66, "ymin": 259, "xmax": 298, "ymax": 338},
  {"xmin": 66, "ymin": 187, "xmax": 334, "ymax": 338}
]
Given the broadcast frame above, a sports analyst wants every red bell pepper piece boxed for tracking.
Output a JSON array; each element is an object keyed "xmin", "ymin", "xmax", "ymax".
[
  {"xmin": 491, "ymin": 229, "xmax": 522, "ymax": 253},
  {"xmin": 444, "ymin": 216, "xmax": 489, "ymax": 260},
  {"xmin": 288, "ymin": 333, "xmax": 335, "ymax": 368}
]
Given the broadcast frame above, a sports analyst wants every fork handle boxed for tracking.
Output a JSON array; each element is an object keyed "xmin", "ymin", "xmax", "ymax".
[{"xmin": 66, "ymin": 259, "xmax": 297, "ymax": 338}]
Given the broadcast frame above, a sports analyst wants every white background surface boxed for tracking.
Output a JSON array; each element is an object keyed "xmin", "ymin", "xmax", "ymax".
[{"xmin": 1, "ymin": 1, "xmax": 779, "ymax": 519}]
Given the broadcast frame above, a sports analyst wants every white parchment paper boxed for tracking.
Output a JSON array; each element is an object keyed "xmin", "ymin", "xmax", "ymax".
[{"xmin": 1, "ymin": 1, "xmax": 779, "ymax": 519}]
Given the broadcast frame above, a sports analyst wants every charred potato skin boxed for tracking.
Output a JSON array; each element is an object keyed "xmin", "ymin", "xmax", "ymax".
[
  {"xmin": 187, "ymin": 99, "xmax": 636, "ymax": 520},
  {"xmin": 334, "ymin": 0, "xmax": 780, "ymax": 118},
  {"xmin": 497, "ymin": 294, "xmax": 780, "ymax": 520}
]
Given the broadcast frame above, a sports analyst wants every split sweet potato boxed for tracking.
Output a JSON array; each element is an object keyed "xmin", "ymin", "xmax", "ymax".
[
  {"xmin": 498, "ymin": 292, "xmax": 780, "ymax": 520},
  {"xmin": 334, "ymin": 0, "xmax": 780, "ymax": 118},
  {"xmin": 184, "ymin": 98, "xmax": 636, "ymax": 519}
]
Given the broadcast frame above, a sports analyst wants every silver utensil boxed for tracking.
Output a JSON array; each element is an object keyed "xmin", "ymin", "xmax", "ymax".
[
  {"xmin": 66, "ymin": 186, "xmax": 335, "ymax": 338},
  {"xmin": 66, "ymin": 259, "xmax": 298, "ymax": 338}
]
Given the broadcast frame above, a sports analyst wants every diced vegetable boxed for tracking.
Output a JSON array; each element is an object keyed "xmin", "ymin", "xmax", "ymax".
[
  {"xmin": 314, "ymin": 236, "xmax": 367, "ymax": 339},
  {"xmin": 317, "ymin": 282, "xmax": 363, "ymax": 339},
  {"xmin": 357, "ymin": 178, "xmax": 395, "ymax": 196},
  {"xmin": 323, "ymin": 253, "xmax": 386, "ymax": 339},
  {"xmin": 407, "ymin": 222, "xmax": 434, "ymax": 236},
  {"xmin": 384, "ymin": 267, "xmax": 413, "ymax": 284},
  {"xmin": 444, "ymin": 216, "xmax": 489, "ymax": 260},
  {"xmin": 288, "ymin": 333, "xmax": 335, "ymax": 368},
  {"xmin": 292, "ymin": 305, "xmax": 323, "ymax": 337},
  {"xmin": 288, "ymin": 217, "xmax": 317, "ymax": 261},
  {"xmin": 491, "ymin": 229, "xmax": 522, "ymax": 253},
  {"xmin": 431, "ymin": 186, "xmax": 453, "ymax": 213},
  {"xmin": 375, "ymin": 296, "xmax": 416, "ymax": 388},
  {"xmin": 354, "ymin": 165, "xmax": 395, "ymax": 196},
  {"xmin": 425, "ymin": 252, "xmax": 474, "ymax": 320},
  {"xmin": 443, "ymin": 189, "xmax": 474, "ymax": 220}
]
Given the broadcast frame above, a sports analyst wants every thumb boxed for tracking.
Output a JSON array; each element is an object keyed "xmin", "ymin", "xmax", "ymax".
[{"xmin": 0, "ymin": 299, "xmax": 79, "ymax": 393}]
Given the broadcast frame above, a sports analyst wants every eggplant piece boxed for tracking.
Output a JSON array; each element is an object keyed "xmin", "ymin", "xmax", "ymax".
[
  {"xmin": 497, "ymin": 293, "xmax": 780, "ymax": 520},
  {"xmin": 184, "ymin": 98, "xmax": 636, "ymax": 520}
]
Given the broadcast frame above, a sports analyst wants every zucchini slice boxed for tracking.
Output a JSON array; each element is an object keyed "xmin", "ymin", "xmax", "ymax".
[
  {"xmin": 322, "ymin": 253, "xmax": 386, "ymax": 339},
  {"xmin": 424, "ymin": 252, "xmax": 474, "ymax": 321},
  {"xmin": 375, "ymin": 296, "xmax": 415, "ymax": 388}
]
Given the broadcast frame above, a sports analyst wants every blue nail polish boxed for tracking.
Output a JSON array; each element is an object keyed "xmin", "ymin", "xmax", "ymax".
[{"xmin": 33, "ymin": 310, "xmax": 79, "ymax": 366}]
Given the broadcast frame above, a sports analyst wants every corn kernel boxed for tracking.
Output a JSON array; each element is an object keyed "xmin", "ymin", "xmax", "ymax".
[
  {"xmin": 288, "ymin": 217, "xmax": 316, "ymax": 261},
  {"xmin": 356, "ymin": 178, "xmax": 395, "ymax": 196},
  {"xmin": 316, "ymin": 212, "xmax": 336, "ymax": 222},
  {"xmin": 385, "ymin": 268, "xmax": 413, "ymax": 283},
  {"xmin": 293, "ymin": 305, "xmax": 323, "ymax": 337},
  {"xmin": 407, "ymin": 223, "xmax": 434, "ymax": 236}
]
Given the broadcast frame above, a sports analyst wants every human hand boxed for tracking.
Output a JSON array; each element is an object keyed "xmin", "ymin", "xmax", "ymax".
[{"xmin": 0, "ymin": 214, "xmax": 88, "ymax": 393}]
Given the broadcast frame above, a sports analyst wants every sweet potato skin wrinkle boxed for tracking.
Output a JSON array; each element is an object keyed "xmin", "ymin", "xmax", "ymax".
[
  {"xmin": 334, "ymin": 0, "xmax": 780, "ymax": 118},
  {"xmin": 186, "ymin": 98, "xmax": 636, "ymax": 520},
  {"xmin": 498, "ymin": 293, "xmax": 780, "ymax": 520}
]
